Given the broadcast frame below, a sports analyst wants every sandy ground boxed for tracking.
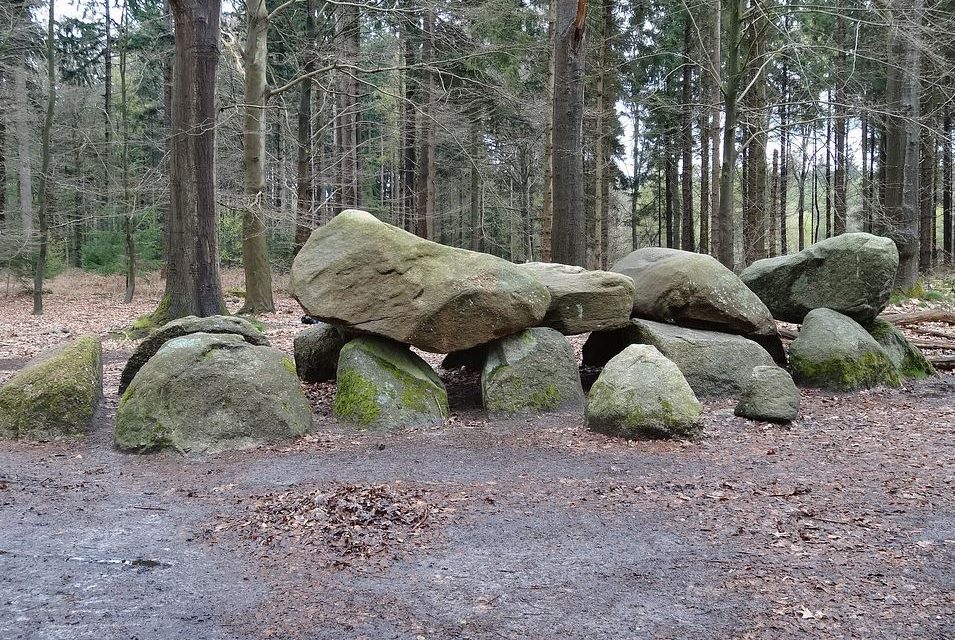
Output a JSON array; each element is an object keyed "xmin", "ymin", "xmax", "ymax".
[{"xmin": 0, "ymin": 271, "xmax": 952, "ymax": 640}]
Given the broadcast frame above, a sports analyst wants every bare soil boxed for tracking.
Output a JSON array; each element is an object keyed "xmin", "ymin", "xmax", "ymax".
[{"xmin": 0, "ymin": 272, "xmax": 953, "ymax": 640}]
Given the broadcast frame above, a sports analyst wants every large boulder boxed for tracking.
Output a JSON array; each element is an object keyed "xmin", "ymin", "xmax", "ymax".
[
  {"xmin": 480, "ymin": 327, "xmax": 584, "ymax": 415},
  {"xmin": 517, "ymin": 262, "xmax": 634, "ymax": 334},
  {"xmin": 0, "ymin": 336, "xmax": 103, "ymax": 439},
  {"xmin": 290, "ymin": 210, "xmax": 551, "ymax": 353},
  {"xmin": 334, "ymin": 336, "xmax": 448, "ymax": 430},
  {"xmin": 586, "ymin": 345, "xmax": 701, "ymax": 440},
  {"xmin": 120, "ymin": 315, "xmax": 269, "ymax": 393},
  {"xmin": 789, "ymin": 308, "xmax": 901, "ymax": 391},
  {"xmin": 584, "ymin": 319, "xmax": 775, "ymax": 398},
  {"xmin": 740, "ymin": 233, "xmax": 899, "ymax": 324},
  {"xmin": 866, "ymin": 319, "xmax": 936, "ymax": 380},
  {"xmin": 734, "ymin": 366, "xmax": 800, "ymax": 423},
  {"xmin": 293, "ymin": 322, "xmax": 346, "ymax": 382},
  {"xmin": 610, "ymin": 247, "xmax": 783, "ymax": 360},
  {"xmin": 115, "ymin": 333, "xmax": 311, "ymax": 453}
]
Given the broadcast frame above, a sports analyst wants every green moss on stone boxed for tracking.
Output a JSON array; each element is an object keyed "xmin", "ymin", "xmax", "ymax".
[
  {"xmin": 791, "ymin": 350, "xmax": 900, "ymax": 391},
  {"xmin": 281, "ymin": 357, "xmax": 297, "ymax": 376},
  {"xmin": 529, "ymin": 383, "xmax": 561, "ymax": 411},
  {"xmin": 333, "ymin": 369, "xmax": 381, "ymax": 426},
  {"xmin": 0, "ymin": 336, "xmax": 102, "ymax": 439}
]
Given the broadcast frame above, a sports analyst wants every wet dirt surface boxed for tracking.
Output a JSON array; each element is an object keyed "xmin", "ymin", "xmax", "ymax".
[{"xmin": 1, "ymin": 361, "xmax": 953, "ymax": 640}]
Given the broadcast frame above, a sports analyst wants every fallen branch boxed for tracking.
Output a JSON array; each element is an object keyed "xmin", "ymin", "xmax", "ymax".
[
  {"xmin": 908, "ymin": 338, "xmax": 955, "ymax": 351},
  {"xmin": 928, "ymin": 355, "xmax": 955, "ymax": 370},
  {"xmin": 907, "ymin": 326, "xmax": 955, "ymax": 341},
  {"xmin": 878, "ymin": 310, "xmax": 955, "ymax": 326}
]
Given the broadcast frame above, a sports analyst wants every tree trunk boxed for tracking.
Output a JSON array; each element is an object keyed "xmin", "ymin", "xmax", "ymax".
[
  {"xmin": 551, "ymin": 0, "xmax": 588, "ymax": 266},
  {"xmin": 833, "ymin": 12, "xmax": 847, "ymax": 236},
  {"xmin": 717, "ymin": 0, "xmax": 743, "ymax": 270},
  {"xmin": 239, "ymin": 0, "xmax": 274, "ymax": 314},
  {"xmin": 707, "ymin": 0, "xmax": 721, "ymax": 259},
  {"xmin": 159, "ymin": 0, "xmax": 226, "ymax": 322},
  {"xmin": 881, "ymin": 2, "xmax": 923, "ymax": 290},
  {"xmin": 469, "ymin": 124, "xmax": 482, "ymax": 252},
  {"xmin": 944, "ymin": 111, "xmax": 953, "ymax": 265},
  {"xmin": 120, "ymin": 3, "xmax": 136, "ymax": 303},
  {"xmin": 103, "ymin": 0, "xmax": 113, "ymax": 226},
  {"xmin": 337, "ymin": 0, "xmax": 360, "ymax": 211},
  {"xmin": 741, "ymin": 0, "xmax": 768, "ymax": 267},
  {"xmin": 541, "ymin": 0, "xmax": 556, "ymax": 261},
  {"xmin": 294, "ymin": 0, "xmax": 316, "ymax": 254},
  {"xmin": 680, "ymin": 16, "xmax": 694, "ymax": 252},
  {"xmin": 14, "ymin": 67, "xmax": 33, "ymax": 237},
  {"xmin": 415, "ymin": 10, "xmax": 435, "ymax": 239},
  {"xmin": 919, "ymin": 97, "xmax": 936, "ymax": 273},
  {"xmin": 33, "ymin": 0, "xmax": 55, "ymax": 316},
  {"xmin": 779, "ymin": 59, "xmax": 789, "ymax": 255}
]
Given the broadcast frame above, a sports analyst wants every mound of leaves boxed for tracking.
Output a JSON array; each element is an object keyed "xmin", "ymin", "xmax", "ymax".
[{"xmin": 235, "ymin": 483, "xmax": 437, "ymax": 558}]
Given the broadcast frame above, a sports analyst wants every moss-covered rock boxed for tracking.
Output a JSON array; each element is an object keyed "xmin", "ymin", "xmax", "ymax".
[
  {"xmin": 734, "ymin": 366, "xmax": 800, "ymax": 423},
  {"xmin": 584, "ymin": 319, "xmax": 775, "ymax": 398},
  {"xmin": 517, "ymin": 262, "xmax": 634, "ymax": 335},
  {"xmin": 115, "ymin": 333, "xmax": 311, "ymax": 454},
  {"xmin": 789, "ymin": 308, "xmax": 901, "ymax": 391},
  {"xmin": 293, "ymin": 322, "xmax": 347, "ymax": 382},
  {"xmin": 119, "ymin": 315, "xmax": 269, "ymax": 393},
  {"xmin": 333, "ymin": 336, "xmax": 448, "ymax": 430},
  {"xmin": 480, "ymin": 327, "xmax": 584, "ymax": 416},
  {"xmin": 866, "ymin": 319, "xmax": 936, "ymax": 380},
  {"xmin": 741, "ymin": 233, "xmax": 898, "ymax": 324},
  {"xmin": 0, "ymin": 335, "xmax": 103, "ymax": 439},
  {"xmin": 586, "ymin": 345, "xmax": 701, "ymax": 440},
  {"xmin": 290, "ymin": 209, "xmax": 551, "ymax": 353}
]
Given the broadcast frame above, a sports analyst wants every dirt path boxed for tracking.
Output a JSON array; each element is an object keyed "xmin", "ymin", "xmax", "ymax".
[
  {"xmin": 1, "ymin": 370, "xmax": 952, "ymax": 640},
  {"xmin": 1, "ymin": 276, "xmax": 953, "ymax": 639}
]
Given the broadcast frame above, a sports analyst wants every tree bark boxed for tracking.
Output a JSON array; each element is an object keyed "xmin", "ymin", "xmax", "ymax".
[
  {"xmin": 541, "ymin": 0, "xmax": 556, "ymax": 262},
  {"xmin": 881, "ymin": 2, "xmax": 923, "ymax": 290},
  {"xmin": 14, "ymin": 67, "xmax": 33, "ymax": 237},
  {"xmin": 337, "ymin": 0, "xmax": 360, "ymax": 211},
  {"xmin": 551, "ymin": 0, "xmax": 588, "ymax": 266},
  {"xmin": 159, "ymin": 0, "xmax": 226, "ymax": 322},
  {"xmin": 717, "ymin": 0, "xmax": 743, "ymax": 270},
  {"xmin": 680, "ymin": 16, "xmax": 694, "ymax": 252},
  {"xmin": 33, "ymin": 0, "xmax": 55, "ymax": 316},
  {"xmin": 833, "ymin": 12, "xmax": 847, "ymax": 236},
  {"xmin": 239, "ymin": 0, "xmax": 274, "ymax": 314},
  {"xmin": 120, "ymin": 3, "xmax": 135, "ymax": 303},
  {"xmin": 707, "ymin": 0, "xmax": 721, "ymax": 258},
  {"xmin": 294, "ymin": 0, "xmax": 317, "ymax": 255},
  {"xmin": 944, "ymin": 111, "xmax": 952, "ymax": 265}
]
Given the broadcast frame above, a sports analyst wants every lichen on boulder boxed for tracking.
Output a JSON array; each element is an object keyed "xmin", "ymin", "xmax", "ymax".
[
  {"xmin": 290, "ymin": 209, "xmax": 551, "ymax": 353},
  {"xmin": 480, "ymin": 327, "xmax": 584, "ymax": 416},
  {"xmin": 741, "ymin": 233, "xmax": 898, "ymax": 324},
  {"xmin": 789, "ymin": 308, "xmax": 901, "ymax": 391},
  {"xmin": 0, "ymin": 335, "xmax": 103, "ymax": 439},
  {"xmin": 115, "ymin": 333, "xmax": 311, "ymax": 454},
  {"xmin": 119, "ymin": 315, "xmax": 269, "ymax": 393},
  {"xmin": 333, "ymin": 336, "xmax": 448, "ymax": 430},
  {"xmin": 586, "ymin": 344, "xmax": 701, "ymax": 440},
  {"xmin": 865, "ymin": 319, "xmax": 936, "ymax": 380},
  {"xmin": 517, "ymin": 262, "xmax": 634, "ymax": 335}
]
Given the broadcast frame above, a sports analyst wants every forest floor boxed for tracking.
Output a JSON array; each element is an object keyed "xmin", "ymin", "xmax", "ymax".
[{"xmin": 0, "ymin": 270, "xmax": 953, "ymax": 640}]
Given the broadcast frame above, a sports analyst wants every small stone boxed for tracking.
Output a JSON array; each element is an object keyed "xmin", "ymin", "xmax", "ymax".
[
  {"xmin": 734, "ymin": 366, "xmax": 800, "ymax": 423},
  {"xmin": 586, "ymin": 344, "xmax": 701, "ymax": 440}
]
